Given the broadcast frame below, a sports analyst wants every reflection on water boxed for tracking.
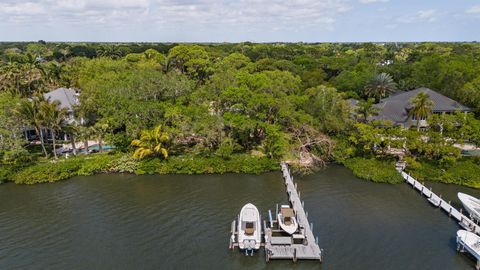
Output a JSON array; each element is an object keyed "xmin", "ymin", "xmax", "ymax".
[{"xmin": 0, "ymin": 165, "xmax": 478, "ymax": 270}]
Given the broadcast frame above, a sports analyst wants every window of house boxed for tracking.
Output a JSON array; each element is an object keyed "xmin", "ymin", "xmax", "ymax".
[{"xmin": 411, "ymin": 115, "xmax": 426, "ymax": 121}]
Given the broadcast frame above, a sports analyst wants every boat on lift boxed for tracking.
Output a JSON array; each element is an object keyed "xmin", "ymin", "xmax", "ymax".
[
  {"xmin": 277, "ymin": 205, "xmax": 298, "ymax": 235},
  {"xmin": 237, "ymin": 203, "xmax": 261, "ymax": 255},
  {"xmin": 456, "ymin": 229, "xmax": 480, "ymax": 268},
  {"xmin": 458, "ymin": 193, "xmax": 480, "ymax": 221}
]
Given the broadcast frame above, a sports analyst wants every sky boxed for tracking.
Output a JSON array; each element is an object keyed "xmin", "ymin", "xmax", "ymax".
[{"xmin": 0, "ymin": 0, "xmax": 479, "ymax": 42}]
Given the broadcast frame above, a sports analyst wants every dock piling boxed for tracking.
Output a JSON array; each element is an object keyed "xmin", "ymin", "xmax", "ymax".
[{"xmin": 268, "ymin": 209, "xmax": 273, "ymax": 228}]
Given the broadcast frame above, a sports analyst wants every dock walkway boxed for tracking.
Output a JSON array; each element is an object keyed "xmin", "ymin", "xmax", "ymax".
[
  {"xmin": 401, "ymin": 171, "xmax": 480, "ymax": 234},
  {"xmin": 263, "ymin": 163, "xmax": 322, "ymax": 261}
]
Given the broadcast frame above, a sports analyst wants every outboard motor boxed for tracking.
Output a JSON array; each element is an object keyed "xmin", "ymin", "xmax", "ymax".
[{"xmin": 243, "ymin": 239, "xmax": 256, "ymax": 256}]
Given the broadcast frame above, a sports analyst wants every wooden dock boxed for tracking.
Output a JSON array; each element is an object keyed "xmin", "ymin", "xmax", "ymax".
[
  {"xmin": 401, "ymin": 171, "xmax": 480, "ymax": 234},
  {"xmin": 263, "ymin": 163, "xmax": 323, "ymax": 262}
]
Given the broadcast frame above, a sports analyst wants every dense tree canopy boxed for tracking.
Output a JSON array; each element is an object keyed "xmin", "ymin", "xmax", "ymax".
[{"xmin": 1, "ymin": 41, "xmax": 480, "ymax": 176}]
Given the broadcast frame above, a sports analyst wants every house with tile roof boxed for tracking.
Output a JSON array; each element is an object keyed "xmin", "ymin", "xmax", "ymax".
[
  {"xmin": 25, "ymin": 88, "xmax": 80, "ymax": 141},
  {"xmin": 370, "ymin": 87, "xmax": 471, "ymax": 129},
  {"xmin": 43, "ymin": 87, "xmax": 80, "ymax": 124}
]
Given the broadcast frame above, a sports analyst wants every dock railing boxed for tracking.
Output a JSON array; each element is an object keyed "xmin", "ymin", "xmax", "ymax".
[
  {"xmin": 263, "ymin": 162, "xmax": 322, "ymax": 261},
  {"xmin": 401, "ymin": 171, "xmax": 480, "ymax": 234}
]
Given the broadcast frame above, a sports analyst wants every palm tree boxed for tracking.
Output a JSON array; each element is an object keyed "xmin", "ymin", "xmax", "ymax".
[
  {"xmin": 364, "ymin": 73, "xmax": 397, "ymax": 101},
  {"xmin": 63, "ymin": 124, "xmax": 79, "ymax": 155},
  {"xmin": 92, "ymin": 122, "xmax": 109, "ymax": 153},
  {"xmin": 40, "ymin": 99, "xmax": 67, "ymax": 159},
  {"xmin": 0, "ymin": 62, "xmax": 22, "ymax": 95},
  {"xmin": 409, "ymin": 92, "xmax": 435, "ymax": 131},
  {"xmin": 78, "ymin": 126, "xmax": 93, "ymax": 154},
  {"xmin": 356, "ymin": 98, "xmax": 380, "ymax": 122},
  {"xmin": 41, "ymin": 62, "xmax": 64, "ymax": 88},
  {"xmin": 131, "ymin": 125, "xmax": 169, "ymax": 160},
  {"xmin": 96, "ymin": 45, "xmax": 123, "ymax": 59},
  {"xmin": 14, "ymin": 94, "xmax": 48, "ymax": 157}
]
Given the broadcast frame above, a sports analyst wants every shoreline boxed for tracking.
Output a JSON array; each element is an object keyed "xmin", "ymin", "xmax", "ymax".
[{"xmin": 1, "ymin": 152, "xmax": 479, "ymax": 188}]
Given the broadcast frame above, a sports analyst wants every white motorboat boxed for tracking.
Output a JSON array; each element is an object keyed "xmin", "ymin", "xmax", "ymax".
[
  {"xmin": 456, "ymin": 230, "xmax": 480, "ymax": 260},
  {"xmin": 277, "ymin": 205, "xmax": 298, "ymax": 235},
  {"xmin": 458, "ymin": 192, "xmax": 480, "ymax": 221},
  {"xmin": 237, "ymin": 203, "xmax": 261, "ymax": 253}
]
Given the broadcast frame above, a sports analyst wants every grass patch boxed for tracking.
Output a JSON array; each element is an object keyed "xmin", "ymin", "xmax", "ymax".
[{"xmin": 342, "ymin": 157, "xmax": 403, "ymax": 184}]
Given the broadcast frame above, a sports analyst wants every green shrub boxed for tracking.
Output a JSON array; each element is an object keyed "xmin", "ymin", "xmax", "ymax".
[
  {"xmin": 137, "ymin": 154, "xmax": 278, "ymax": 175},
  {"xmin": 77, "ymin": 155, "xmax": 112, "ymax": 176},
  {"xmin": 405, "ymin": 158, "xmax": 480, "ymax": 188},
  {"xmin": 215, "ymin": 138, "xmax": 241, "ymax": 160},
  {"xmin": 332, "ymin": 137, "xmax": 356, "ymax": 163},
  {"xmin": 343, "ymin": 157, "xmax": 403, "ymax": 184},
  {"xmin": 9, "ymin": 152, "xmax": 279, "ymax": 184},
  {"xmin": 12, "ymin": 154, "xmax": 114, "ymax": 184},
  {"xmin": 2, "ymin": 148, "xmax": 33, "ymax": 166},
  {"xmin": 108, "ymin": 155, "xmax": 138, "ymax": 173}
]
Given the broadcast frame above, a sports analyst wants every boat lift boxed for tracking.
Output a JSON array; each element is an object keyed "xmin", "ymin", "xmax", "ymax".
[{"xmin": 229, "ymin": 162, "xmax": 323, "ymax": 262}]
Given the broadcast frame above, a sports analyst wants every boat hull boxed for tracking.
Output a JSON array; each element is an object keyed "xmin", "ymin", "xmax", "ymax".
[
  {"xmin": 237, "ymin": 203, "xmax": 261, "ymax": 250},
  {"xmin": 277, "ymin": 213, "xmax": 298, "ymax": 235},
  {"xmin": 457, "ymin": 229, "xmax": 480, "ymax": 260},
  {"xmin": 458, "ymin": 192, "xmax": 480, "ymax": 221}
]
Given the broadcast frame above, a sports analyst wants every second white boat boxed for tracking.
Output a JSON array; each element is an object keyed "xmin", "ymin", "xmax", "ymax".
[
  {"xmin": 458, "ymin": 192, "xmax": 480, "ymax": 221},
  {"xmin": 277, "ymin": 205, "xmax": 298, "ymax": 235}
]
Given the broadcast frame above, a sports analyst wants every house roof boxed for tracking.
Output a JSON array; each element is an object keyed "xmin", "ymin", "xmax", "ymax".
[
  {"xmin": 44, "ymin": 88, "xmax": 78, "ymax": 111},
  {"xmin": 347, "ymin": 98, "xmax": 359, "ymax": 108},
  {"xmin": 372, "ymin": 87, "xmax": 471, "ymax": 124}
]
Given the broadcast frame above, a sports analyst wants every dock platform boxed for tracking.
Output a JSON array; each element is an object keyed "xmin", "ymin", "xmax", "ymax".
[
  {"xmin": 263, "ymin": 163, "xmax": 322, "ymax": 262},
  {"xmin": 401, "ymin": 171, "xmax": 480, "ymax": 234}
]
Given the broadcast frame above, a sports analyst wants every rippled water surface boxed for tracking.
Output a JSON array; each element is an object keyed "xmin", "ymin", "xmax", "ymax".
[{"xmin": 1, "ymin": 165, "xmax": 480, "ymax": 270}]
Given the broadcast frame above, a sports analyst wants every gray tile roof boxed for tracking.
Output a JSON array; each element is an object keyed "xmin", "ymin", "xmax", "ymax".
[
  {"xmin": 372, "ymin": 87, "xmax": 471, "ymax": 124},
  {"xmin": 44, "ymin": 88, "xmax": 78, "ymax": 111},
  {"xmin": 347, "ymin": 98, "xmax": 359, "ymax": 108}
]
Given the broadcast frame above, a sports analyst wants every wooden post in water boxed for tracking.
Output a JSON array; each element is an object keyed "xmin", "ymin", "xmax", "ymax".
[
  {"xmin": 293, "ymin": 248, "xmax": 297, "ymax": 263},
  {"xmin": 269, "ymin": 210, "xmax": 273, "ymax": 228}
]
